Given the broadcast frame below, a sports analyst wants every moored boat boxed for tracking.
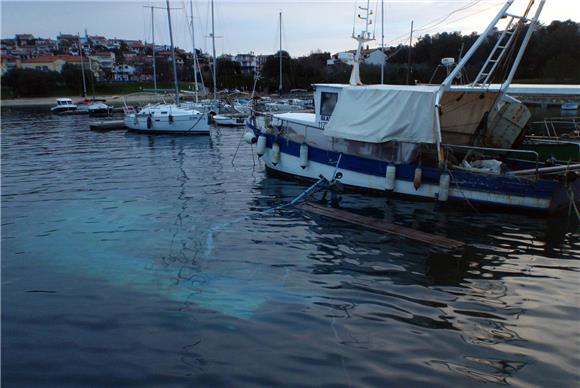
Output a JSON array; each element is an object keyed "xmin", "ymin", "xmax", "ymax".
[
  {"xmin": 50, "ymin": 98, "xmax": 77, "ymax": 114},
  {"xmin": 245, "ymin": 0, "xmax": 580, "ymax": 214}
]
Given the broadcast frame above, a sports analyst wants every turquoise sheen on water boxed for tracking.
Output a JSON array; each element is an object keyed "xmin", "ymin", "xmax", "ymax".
[{"xmin": 1, "ymin": 106, "xmax": 579, "ymax": 386}]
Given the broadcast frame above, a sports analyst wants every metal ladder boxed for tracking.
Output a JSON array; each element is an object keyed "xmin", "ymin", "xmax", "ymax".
[{"xmin": 472, "ymin": 13, "xmax": 526, "ymax": 86}]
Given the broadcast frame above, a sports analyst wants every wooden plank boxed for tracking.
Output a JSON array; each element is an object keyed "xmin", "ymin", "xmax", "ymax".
[{"xmin": 297, "ymin": 202, "xmax": 465, "ymax": 250}]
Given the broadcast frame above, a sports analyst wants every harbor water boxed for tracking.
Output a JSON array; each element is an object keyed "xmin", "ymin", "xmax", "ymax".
[{"xmin": 2, "ymin": 107, "xmax": 579, "ymax": 386}]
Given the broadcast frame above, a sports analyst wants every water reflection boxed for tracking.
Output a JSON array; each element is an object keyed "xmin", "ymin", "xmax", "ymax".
[{"xmin": 2, "ymin": 107, "xmax": 579, "ymax": 386}]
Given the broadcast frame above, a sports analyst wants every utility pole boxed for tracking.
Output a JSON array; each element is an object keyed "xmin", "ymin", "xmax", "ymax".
[
  {"xmin": 406, "ymin": 20, "xmax": 413, "ymax": 85},
  {"xmin": 278, "ymin": 11, "xmax": 283, "ymax": 95},
  {"xmin": 380, "ymin": 0, "xmax": 384, "ymax": 84},
  {"xmin": 166, "ymin": 0, "xmax": 180, "ymax": 105}
]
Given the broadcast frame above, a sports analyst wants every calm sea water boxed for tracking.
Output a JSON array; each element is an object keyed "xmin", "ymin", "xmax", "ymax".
[{"xmin": 2, "ymin": 107, "xmax": 579, "ymax": 387}]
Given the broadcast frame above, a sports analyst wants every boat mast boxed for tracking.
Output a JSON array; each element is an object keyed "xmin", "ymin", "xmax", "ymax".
[
  {"xmin": 166, "ymin": 0, "xmax": 180, "ymax": 105},
  {"xmin": 211, "ymin": 0, "xmax": 217, "ymax": 101},
  {"xmin": 144, "ymin": 5, "xmax": 159, "ymax": 93},
  {"xmin": 151, "ymin": 7, "xmax": 157, "ymax": 93},
  {"xmin": 348, "ymin": 0, "xmax": 374, "ymax": 86},
  {"xmin": 78, "ymin": 34, "xmax": 87, "ymax": 97},
  {"xmin": 406, "ymin": 20, "xmax": 413, "ymax": 85},
  {"xmin": 88, "ymin": 56, "xmax": 96, "ymax": 99},
  {"xmin": 278, "ymin": 11, "xmax": 282, "ymax": 95},
  {"xmin": 380, "ymin": 0, "xmax": 384, "ymax": 84},
  {"xmin": 190, "ymin": 0, "xmax": 199, "ymax": 102}
]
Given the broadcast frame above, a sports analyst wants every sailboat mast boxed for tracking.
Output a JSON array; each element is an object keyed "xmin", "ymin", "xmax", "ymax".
[
  {"xmin": 151, "ymin": 7, "xmax": 157, "ymax": 93},
  {"xmin": 190, "ymin": 0, "xmax": 199, "ymax": 102},
  {"xmin": 380, "ymin": 0, "xmax": 384, "ymax": 84},
  {"xmin": 406, "ymin": 20, "xmax": 413, "ymax": 85},
  {"xmin": 78, "ymin": 34, "xmax": 87, "ymax": 97},
  {"xmin": 88, "ymin": 56, "xmax": 96, "ymax": 99},
  {"xmin": 278, "ymin": 11, "xmax": 282, "ymax": 95},
  {"xmin": 166, "ymin": 0, "xmax": 180, "ymax": 105},
  {"xmin": 211, "ymin": 0, "xmax": 217, "ymax": 101}
]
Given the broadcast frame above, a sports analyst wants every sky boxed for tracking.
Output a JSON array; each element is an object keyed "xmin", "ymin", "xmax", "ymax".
[{"xmin": 1, "ymin": 0, "xmax": 578, "ymax": 56}]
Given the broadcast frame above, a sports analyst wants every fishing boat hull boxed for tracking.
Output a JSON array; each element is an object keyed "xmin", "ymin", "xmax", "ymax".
[{"xmin": 249, "ymin": 124, "xmax": 579, "ymax": 214}]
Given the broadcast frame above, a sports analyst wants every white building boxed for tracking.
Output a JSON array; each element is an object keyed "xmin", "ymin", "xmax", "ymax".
[
  {"xmin": 234, "ymin": 52, "xmax": 257, "ymax": 74},
  {"xmin": 363, "ymin": 49, "xmax": 387, "ymax": 66},
  {"xmin": 113, "ymin": 64, "xmax": 137, "ymax": 81}
]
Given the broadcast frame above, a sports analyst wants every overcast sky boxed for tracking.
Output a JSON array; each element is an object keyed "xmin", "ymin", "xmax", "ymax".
[{"xmin": 1, "ymin": 0, "xmax": 578, "ymax": 56}]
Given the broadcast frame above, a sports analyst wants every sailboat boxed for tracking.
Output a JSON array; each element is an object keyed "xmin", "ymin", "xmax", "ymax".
[
  {"xmin": 246, "ymin": 0, "xmax": 580, "ymax": 214},
  {"xmin": 124, "ymin": 0, "xmax": 210, "ymax": 134}
]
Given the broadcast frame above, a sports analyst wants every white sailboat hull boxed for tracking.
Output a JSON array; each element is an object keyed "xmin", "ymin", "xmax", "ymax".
[{"xmin": 124, "ymin": 112, "xmax": 211, "ymax": 134}]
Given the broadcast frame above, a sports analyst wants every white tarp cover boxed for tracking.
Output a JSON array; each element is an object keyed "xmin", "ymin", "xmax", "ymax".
[{"xmin": 324, "ymin": 85, "xmax": 439, "ymax": 144}]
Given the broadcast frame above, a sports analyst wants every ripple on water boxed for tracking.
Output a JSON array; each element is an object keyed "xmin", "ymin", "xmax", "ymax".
[{"xmin": 1, "ymin": 107, "xmax": 579, "ymax": 387}]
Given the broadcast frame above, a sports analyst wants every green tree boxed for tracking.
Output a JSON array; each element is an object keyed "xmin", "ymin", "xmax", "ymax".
[{"xmin": 2, "ymin": 68, "xmax": 63, "ymax": 97}]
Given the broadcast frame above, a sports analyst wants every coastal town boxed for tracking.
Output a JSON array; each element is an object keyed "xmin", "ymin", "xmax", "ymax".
[
  {"xmin": 2, "ymin": 1, "xmax": 580, "ymax": 386},
  {"xmin": 0, "ymin": 31, "xmax": 389, "ymax": 84}
]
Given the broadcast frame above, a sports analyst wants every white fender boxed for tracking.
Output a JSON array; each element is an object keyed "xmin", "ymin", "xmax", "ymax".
[
  {"xmin": 385, "ymin": 165, "xmax": 396, "ymax": 191},
  {"xmin": 256, "ymin": 135, "xmax": 267, "ymax": 156},
  {"xmin": 438, "ymin": 173, "xmax": 450, "ymax": 201},
  {"xmin": 272, "ymin": 142, "xmax": 281, "ymax": 165},
  {"xmin": 299, "ymin": 144, "xmax": 309, "ymax": 169},
  {"xmin": 413, "ymin": 167, "xmax": 422, "ymax": 190},
  {"xmin": 243, "ymin": 131, "xmax": 257, "ymax": 144}
]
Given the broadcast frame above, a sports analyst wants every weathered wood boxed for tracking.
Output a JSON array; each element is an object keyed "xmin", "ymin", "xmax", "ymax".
[
  {"xmin": 297, "ymin": 202, "xmax": 465, "ymax": 250},
  {"xmin": 89, "ymin": 120, "xmax": 127, "ymax": 131}
]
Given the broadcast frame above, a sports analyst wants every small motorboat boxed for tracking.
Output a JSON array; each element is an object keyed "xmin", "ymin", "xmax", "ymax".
[
  {"xmin": 76, "ymin": 99, "xmax": 112, "ymax": 116},
  {"xmin": 50, "ymin": 98, "xmax": 77, "ymax": 114}
]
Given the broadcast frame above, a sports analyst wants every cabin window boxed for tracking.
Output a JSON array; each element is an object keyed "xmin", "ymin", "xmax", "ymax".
[{"xmin": 320, "ymin": 92, "xmax": 338, "ymax": 121}]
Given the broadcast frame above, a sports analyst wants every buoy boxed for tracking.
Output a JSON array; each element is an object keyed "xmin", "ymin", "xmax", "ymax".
[
  {"xmin": 243, "ymin": 131, "xmax": 257, "ymax": 144},
  {"xmin": 438, "ymin": 173, "xmax": 450, "ymax": 201},
  {"xmin": 413, "ymin": 167, "xmax": 422, "ymax": 190},
  {"xmin": 299, "ymin": 144, "xmax": 309, "ymax": 169},
  {"xmin": 385, "ymin": 165, "xmax": 396, "ymax": 191},
  {"xmin": 256, "ymin": 135, "xmax": 267, "ymax": 156},
  {"xmin": 272, "ymin": 142, "xmax": 281, "ymax": 165}
]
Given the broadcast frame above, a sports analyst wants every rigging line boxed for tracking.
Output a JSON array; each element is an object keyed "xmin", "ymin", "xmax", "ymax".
[
  {"xmin": 384, "ymin": 0, "xmax": 497, "ymax": 47},
  {"xmin": 413, "ymin": 0, "xmax": 483, "ymax": 33},
  {"xmin": 372, "ymin": 0, "xmax": 379, "ymax": 39},
  {"xmin": 415, "ymin": 1, "xmax": 504, "ymax": 36}
]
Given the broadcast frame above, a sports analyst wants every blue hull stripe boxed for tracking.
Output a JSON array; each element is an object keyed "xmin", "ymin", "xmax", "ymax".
[{"xmin": 248, "ymin": 122, "xmax": 559, "ymax": 201}]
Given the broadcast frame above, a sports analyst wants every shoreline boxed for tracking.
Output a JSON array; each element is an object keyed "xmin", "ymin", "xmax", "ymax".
[{"xmin": 1, "ymin": 95, "xmax": 164, "ymax": 108}]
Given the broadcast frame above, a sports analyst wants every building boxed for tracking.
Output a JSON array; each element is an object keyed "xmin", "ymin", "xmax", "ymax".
[
  {"xmin": 19, "ymin": 55, "xmax": 84, "ymax": 73},
  {"xmin": 15, "ymin": 34, "xmax": 35, "ymax": 47},
  {"xmin": 255, "ymin": 54, "xmax": 270, "ymax": 70},
  {"xmin": 57, "ymin": 34, "xmax": 80, "ymax": 51},
  {"xmin": 364, "ymin": 49, "xmax": 387, "ymax": 66},
  {"xmin": 89, "ymin": 35, "xmax": 107, "ymax": 47},
  {"xmin": 113, "ymin": 64, "xmax": 137, "ymax": 81},
  {"xmin": 234, "ymin": 52, "xmax": 257, "ymax": 74},
  {"xmin": 1, "ymin": 56, "xmax": 20, "ymax": 76}
]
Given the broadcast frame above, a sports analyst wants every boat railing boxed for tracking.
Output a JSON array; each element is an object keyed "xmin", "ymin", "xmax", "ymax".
[
  {"xmin": 528, "ymin": 117, "xmax": 580, "ymax": 137},
  {"xmin": 122, "ymin": 92, "xmax": 168, "ymax": 113},
  {"xmin": 443, "ymin": 144, "xmax": 540, "ymax": 177}
]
